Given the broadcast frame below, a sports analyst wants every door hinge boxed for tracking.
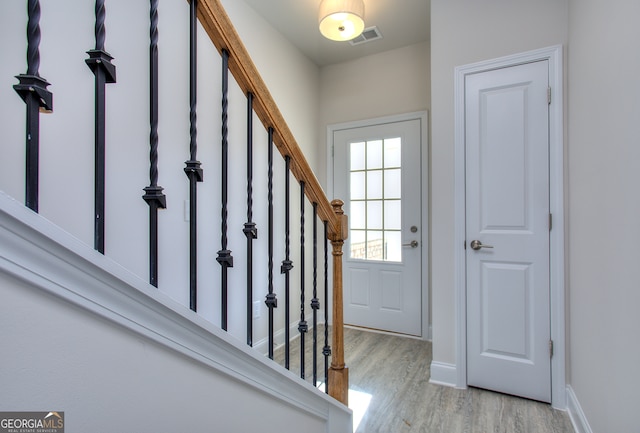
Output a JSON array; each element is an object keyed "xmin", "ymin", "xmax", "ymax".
[
  {"xmin": 547, "ymin": 86, "xmax": 552, "ymax": 105},
  {"xmin": 332, "ymin": 145, "xmax": 334, "ymax": 157},
  {"xmin": 464, "ymin": 240, "xmax": 467, "ymax": 250},
  {"xmin": 549, "ymin": 340, "xmax": 554, "ymax": 358},
  {"xmin": 549, "ymin": 213, "xmax": 553, "ymax": 231}
]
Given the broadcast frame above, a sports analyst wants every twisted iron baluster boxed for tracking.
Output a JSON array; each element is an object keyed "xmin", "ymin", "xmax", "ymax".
[
  {"xmin": 312, "ymin": 202, "xmax": 320, "ymax": 386},
  {"xmin": 244, "ymin": 92, "xmax": 258, "ymax": 346},
  {"xmin": 86, "ymin": 0, "xmax": 117, "ymax": 254},
  {"xmin": 26, "ymin": 0, "xmax": 41, "ymax": 76},
  {"xmin": 323, "ymin": 220, "xmax": 331, "ymax": 392},
  {"xmin": 281, "ymin": 155, "xmax": 293, "ymax": 369},
  {"xmin": 14, "ymin": 0, "xmax": 53, "ymax": 212},
  {"xmin": 299, "ymin": 181, "xmax": 308, "ymax": 379},
  {"xmin": 265, "ymin": 127, "xmax": 278, "ymax": 359},
  {"xmin": 143, "ymin": 0, "xmax": 167, "ymax": 287},
  {"xmin": 184, "ymin": 0, "xmax": 203, "ymax": 311},
  {"xmin": 94, "ymin": 0, "xmax": 106, "ymax": 50},
  {"xmin": 217, "ymin": 49, "xmax": 234, "ymax": 331}
]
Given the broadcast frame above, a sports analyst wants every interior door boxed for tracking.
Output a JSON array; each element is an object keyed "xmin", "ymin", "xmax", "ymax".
[
  {"xmin": 333, "ymin": 119, "xmax": 422, "ymax": 336},
  {"xmin": 465, "ymin": 60, "xmax": 551, "ymax": 402}
]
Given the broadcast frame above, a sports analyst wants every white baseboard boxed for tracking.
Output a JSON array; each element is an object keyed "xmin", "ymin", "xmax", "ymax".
[
  {"xmin": 253, "ymin": 321, "xmax": 303, "ymax": 357},
  {"xmin": 566, "ymin": 385, "xmax": 593, "ymax": 433},
  {"xmin": 429, "ymin": 361, "xmax": 458, "ymax": 387}
]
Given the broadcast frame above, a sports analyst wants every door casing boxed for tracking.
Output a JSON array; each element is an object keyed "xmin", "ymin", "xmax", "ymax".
[
  {"xmin": 327, "ymin": 111, "xmax": 430, "ymax": 340},
  {"xmin": 454, "ymin": 46, "xmax": 565, "ymax": 408}
]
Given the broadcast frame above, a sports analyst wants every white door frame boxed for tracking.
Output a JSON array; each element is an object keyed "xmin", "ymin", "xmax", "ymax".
[
  {"xmin": 454, "ymin": 46, "xmax": 565, "ymax": 408},
  {"xmin": 327, "ymin": 111, "xmax": 430, "ymax": 340}
]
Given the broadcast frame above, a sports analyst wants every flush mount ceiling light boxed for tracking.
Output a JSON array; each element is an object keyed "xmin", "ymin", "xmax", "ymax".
[{"xmin": 318, "ymin": 0, "xmax": 365, "ymax": 42}]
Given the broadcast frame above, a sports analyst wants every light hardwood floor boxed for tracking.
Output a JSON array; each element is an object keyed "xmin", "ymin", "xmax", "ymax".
[{"xmin": 276, "ymin": 326, "xmax": 575, "ymax": 433}]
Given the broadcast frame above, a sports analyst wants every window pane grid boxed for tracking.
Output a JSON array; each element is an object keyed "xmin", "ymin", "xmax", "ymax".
[{"xmin": 348, "ymin": 137, "xmax": 402, "ymax": 262}]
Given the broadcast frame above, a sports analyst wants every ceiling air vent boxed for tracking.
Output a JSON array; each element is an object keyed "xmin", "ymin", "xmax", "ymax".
[{"xmin": 349, "ymin": 26, "xmax": 382, "ymax": 46}]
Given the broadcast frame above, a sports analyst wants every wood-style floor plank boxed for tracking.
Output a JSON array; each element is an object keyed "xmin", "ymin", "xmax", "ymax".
[{"xmin": 275, "ymin": 326, "xmax": 575, "ymax": 433}]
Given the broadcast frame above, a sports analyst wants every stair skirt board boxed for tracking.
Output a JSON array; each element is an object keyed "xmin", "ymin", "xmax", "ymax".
[{"xmin": 0, "ymin": 191, "xmax": 352, "ymax": 432}]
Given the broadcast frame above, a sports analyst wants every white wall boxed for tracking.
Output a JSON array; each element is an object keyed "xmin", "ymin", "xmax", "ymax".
[
  {"xmin": 222, "ymin": 0, "xmax": 320, "ymax": 162},
  {"xmin": 0, "ymin": 0, "xmax": 324, "ymax": 350},
  {"xmin": 0, "ymin": 272, "xmax": 329, "ymax": 433},
  {"xmin": 432, "ymin": 1, "xmax": 640, "ymax": 431},
  {"xmin": 566, "ymin": 0, "xmax": 640, "ymax": 431},
  {"xmin": 430, "ymin": 0, "xmax": 569, "ymax": 366},
  {"xmin": 0, "ymin": 195, "xmax": 351, "ymax": 432},
  {"xmin": 318, "ymin": 41, "xmax": 430, "ymax": 187}
]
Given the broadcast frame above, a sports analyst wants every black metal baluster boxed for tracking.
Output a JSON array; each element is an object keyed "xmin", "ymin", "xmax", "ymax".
[
  {"xmin": 323, "ymin": 220, "xmax": 331, "ymax": 393},
  {"xmin": 265, "ymin": 127, "xmax": 278, "ymax": 359},
  {"xmin": 299, "ymin": 181, "xmax": 308, "ymax": 379},
  {"xmin": 143, "ymin": 0, "xmax": 166, "ymax": 287},
  {"xmin": 281, "ymin": 155, "xmax": 293, "ymax": 369},
  {"xmin": 85, "ymin": 0, "xmax": 117, "ymax": 254},
  {"xmin": 244, "ymin": 92, "xmax": 257, "ymax": 346},
  {"xmin": 311, "ymin": 202, "xmax": 320, "ymax": 386},
  {"xmin": 183, "ymin": 0, "xmax": 202, "ymax": 311},
  {"xmin": 14, "ymin": 0, "xmax": 53, "ymax": 213},
  {"xmin": 217, "ymin": 49, "xmax": 234, "ymax": 331}
]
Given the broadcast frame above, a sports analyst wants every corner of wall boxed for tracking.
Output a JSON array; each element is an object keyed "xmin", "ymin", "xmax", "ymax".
[
  {"xmin": 428, "ymin": 361, "xmax": 458, "ymax": 388},
  {"xmin": 566, "ymin": 385, "xmax": 593, "ymax": 433}
]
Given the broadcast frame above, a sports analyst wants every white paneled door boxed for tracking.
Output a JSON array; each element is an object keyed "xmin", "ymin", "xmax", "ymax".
[
  {"xmin": 465, "ymin": 60, "xmax": 551, "ymax": 402},
  {"xmin": 333, "ymin": 119, "xmax": 422, "ymax": 336}
]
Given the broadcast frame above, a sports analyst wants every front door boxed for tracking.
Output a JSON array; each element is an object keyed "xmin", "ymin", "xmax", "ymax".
[
  {"xmin": 465, "ymin": 60, "xmax": 551, "ymax": 402},
  {"xmin": 333, "ymin": 118, "xmax": 422, "ymax": 336}
]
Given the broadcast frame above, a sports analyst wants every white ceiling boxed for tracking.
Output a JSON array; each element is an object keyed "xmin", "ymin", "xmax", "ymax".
[{"xmin": 243, "ymin": 0, "xmax": 430, "ymax": 67}]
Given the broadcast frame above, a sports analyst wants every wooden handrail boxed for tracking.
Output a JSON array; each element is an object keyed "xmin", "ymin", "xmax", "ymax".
[{"xmin": 192, "ymin": 0, "xmax": 348, "ymax": 405}]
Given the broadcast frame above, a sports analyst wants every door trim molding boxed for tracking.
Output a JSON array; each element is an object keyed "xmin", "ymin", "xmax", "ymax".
[
  {"xmin": 326, "ymin": 111, "xmax": 430, "ymax": 340},
  {"xmin": 453, "ymin": 45, "xmax": 565, "ymax": 408}
]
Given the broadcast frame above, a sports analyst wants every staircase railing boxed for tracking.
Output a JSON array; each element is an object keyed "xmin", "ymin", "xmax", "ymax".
[
  {"xmin": 7, "ymin": 0, "xmax": 349, "ymax": 405},
  {"xmin": 192, "ymin": 0, "xmax": 349, "ymax": 404}
]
